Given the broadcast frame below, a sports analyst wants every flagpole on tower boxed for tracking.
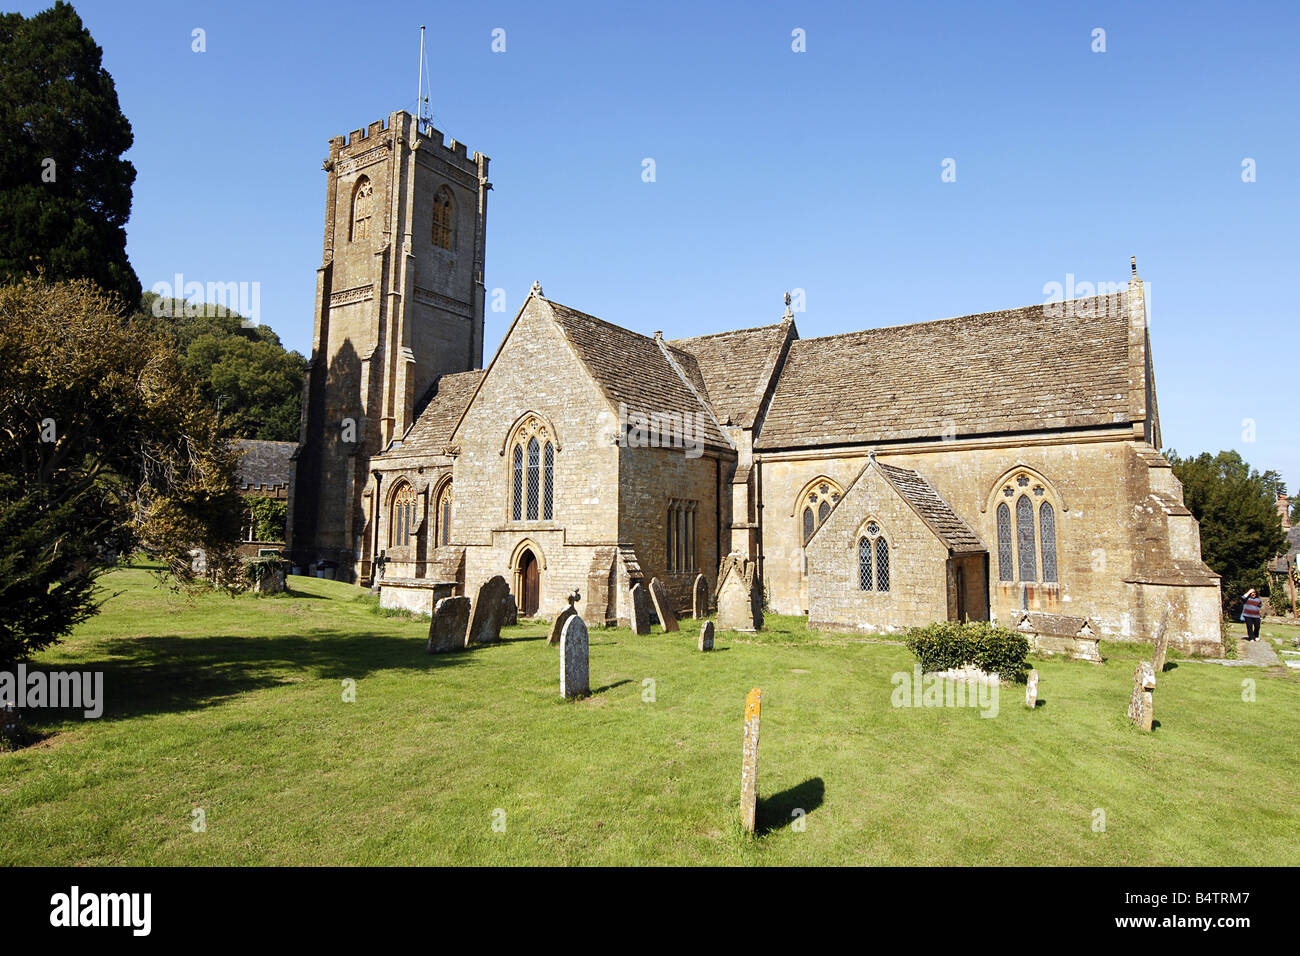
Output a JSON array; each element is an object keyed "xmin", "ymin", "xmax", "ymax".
[{"xmin": 416, "ymin": 25, "xmax": 433, "ymax": 135}]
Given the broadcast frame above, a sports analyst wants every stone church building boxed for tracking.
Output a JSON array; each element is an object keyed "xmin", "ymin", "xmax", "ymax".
[{"xmin": 289, "ymin": 110, "xmax": 1222, "ymax": 654}]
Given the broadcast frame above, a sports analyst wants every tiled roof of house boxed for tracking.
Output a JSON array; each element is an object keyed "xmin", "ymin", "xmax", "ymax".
[
  {"xmin": 233, "ymin": 439, "xmax": 295, "ymax": 489},
  {"xmin": 756, "ymin": 295, "xmax": 1133, "ymax": 449},
  {"xmin": 386, "ymin": 369, "xmax": 485, "ymax": 457},
  {"xmin": 876, "ymin": 461, "xmax": 986, "ymax": 553},
  {"xmin": 548, "ymin": 300, "xmax": 732, "ymax": 450},
  {"xmin": 668, "ymin": 322, "xmax": 792, "ymax": 428}
]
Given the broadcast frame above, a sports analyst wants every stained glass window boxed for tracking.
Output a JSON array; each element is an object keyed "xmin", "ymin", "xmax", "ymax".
[
  {"xmin": 803, "ymin": 507, "xmax": 814, "ymax": 544},
  {"xmin": 996, "ymin": 502, "xmax": 1013, "ymax": 581},
  {"xmin": 1016, "ymin": 494, "xmax": 1037, "ymax": 582},
  {"xmin": 818, "ymin": 500, "xmax": 830, "ymax": 524},
  {"xmin": 1040, "ymin": 501, "xmax": 1058, "ymax": 583}
]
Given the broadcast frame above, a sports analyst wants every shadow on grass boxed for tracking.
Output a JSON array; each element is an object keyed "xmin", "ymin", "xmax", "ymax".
[
  {"xmin": 757, "ymin": 776, "xmax": 825, "ymax": 835},
  {"xmin": 20, "ymin": 630, "xmax": 477, "ymax": 729},
  {"xmin": 591, "ymin": 679, "xmax": 633, "ymax": 696}
]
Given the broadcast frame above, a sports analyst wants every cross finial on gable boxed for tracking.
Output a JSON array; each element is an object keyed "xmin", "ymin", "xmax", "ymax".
[
  {"xmin": 783, "ymin": 291, "xmax": 793, "ymax": 319},
  {"xmin": 530, "ymin": 280, "xmax": 545, "ymax": 299}
]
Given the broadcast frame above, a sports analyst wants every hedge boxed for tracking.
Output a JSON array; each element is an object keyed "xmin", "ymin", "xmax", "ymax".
[{"xmin": 903, "ymin": 621, "xmax": 1030, "ymax": 684}]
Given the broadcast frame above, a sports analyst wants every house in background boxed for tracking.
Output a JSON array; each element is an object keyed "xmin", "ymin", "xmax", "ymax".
[{"xmin": 235, "ymin": 439, "xmax": 295, "ymax": 559}]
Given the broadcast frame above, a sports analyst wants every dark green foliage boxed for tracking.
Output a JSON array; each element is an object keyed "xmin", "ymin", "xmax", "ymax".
[
  {"xmin": 1167, "ymin": 450, "xmax": 1288, "ymax": 617},
  {"xmin": 248, "ymin": 497, "xmax": 288, "ymax": 543},
  {"xmin": 139, "ymin": 293, "xmax": 306, "ymax": 442},
  {"xmin": 904, "ymin": 620, "xmax": 1030, "ymax": 683},
  {"xmin": 0, "ymin": 2, "xmax": 140, "ymax": 305}
]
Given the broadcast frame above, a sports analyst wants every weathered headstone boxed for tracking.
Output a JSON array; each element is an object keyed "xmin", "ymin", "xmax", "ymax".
[
  {"xmin": 717, "ymin": 554, "xmax": 762, "ymax": 632},
  {"xmin": 427, "ymin": 596, "xmax": 471, "ymax": 653},
  {"xmin": 560, "ymin": 614, "xmax": 589, "ymax": 699},
  {"xmin": 1151, "ymin": 613, "xmax": 1171, "ymax": 673},
  {"xmin": 465, "ymin": 575, "xmax": 510, "ymax": 647},
  {"xmin": 1128, "ymin": 661, "xmax": 1156, "ymax": 731},
  {"xmin": 1025, "ymin": 668, "xmax": 1039, "ymax": 708},
  {"xmin": 501, "ymin": 593, "xmax": 518, "ymax": 627},
  {"xmin": 699, "ymin": 620, "xmax": 715, "ymax": 652},
  {"xmin": 548, "ymin": 590, "xmax": 581, "ymax": 646},
  {"xmin": 740, "ymin": 687, "xmax": 762, "ymax": 833},
  {"xmin": 629, "ymin": 582, "xmax": 652, "ymax": 635},
  {"xmin": 692, "ymin": 573, "xmax": 709, "ymax": 618},
  {"xmin": 648, "ymin": 577, "xmax": 679, "ymax": 632}
]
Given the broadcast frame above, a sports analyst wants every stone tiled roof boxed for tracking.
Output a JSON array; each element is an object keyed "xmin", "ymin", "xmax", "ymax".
[
  {"xmin": 668, "ymin": 323, "xmax": 792, "ymax": 428},
  {"xmin": 548, "ymin": 300, "xmax": 732, "ymax": 450},
  {"xmin": 233, "ymin": 439, "xmax": 295, "ymax": 489},
  {"xmin": 876, "ymin": 461, "xmax": 986, "ymax": 554},
  {"xmin": 757, "ymin": 295, "xmax": 1133, "ymax": 449},
  {"xmin": 387, "ymin": 369, "xmax": 485, "ymax": 457}
]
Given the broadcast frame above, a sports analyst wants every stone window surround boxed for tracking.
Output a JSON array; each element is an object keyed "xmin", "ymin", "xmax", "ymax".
[
  {"xmin": 505, "ymin": 412, "xmax": 558, "ymax": 523},
  {"xmin": 992, "ymin": 469, "xmax": 1063, "ymax": 587}
]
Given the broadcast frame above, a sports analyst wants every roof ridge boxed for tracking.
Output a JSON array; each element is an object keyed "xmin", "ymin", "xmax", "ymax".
[{"xmin": 668, "ymin": 322, "xmax": 787, "ymax": 344}]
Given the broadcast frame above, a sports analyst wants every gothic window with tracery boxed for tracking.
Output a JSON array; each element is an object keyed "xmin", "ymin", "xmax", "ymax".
[
  {"xmin": 350, "ymin": 176, "xmax": 373, "ymax": 242},
  {"xmin": 508, "ymin": 415, "xmax": 556, "ymax": 523},
  {"xmin": 432, "ymin": 185, "xmax": 455, "ymax": 250},
  {"xmin": 389, "ymin": 481, "xmax": 417, "ymax": 548},
  {"xmin": 1040, "ymin": 501, "xmax": 1058, "ymax": 583},
  {"xmin": 996, "ymin": 502, "xmax": 1014, "ymax": 582},
  {"xmin": 857, "ymin": 520, "xmax": 889, "ymax": 592},
  {"xmin": 996, "ymin": 471, "xmax": 1063, "ymax": 585},
  {"xmin": 434, "ymin": 480, "xmax": 452, "ymax": 548},
  {"xmin": 798, "ymin": 479, "xmax": 843, "ymax": 545}
]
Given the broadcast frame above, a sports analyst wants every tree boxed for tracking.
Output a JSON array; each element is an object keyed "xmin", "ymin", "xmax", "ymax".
[
  {"xmin": 0, "ymin": 2, "xmax": 140, "ymax": 306},
  {"xmin": 0, "ymin": 277, "xmax": 242, "ymax": 670},
  {"xmin": 139, "ymin": 293, "xmax": 306, "ymax": 441},
  {"xmin": 1168, "ymin": 449, "xmax": 1288, "ymax": 616}
]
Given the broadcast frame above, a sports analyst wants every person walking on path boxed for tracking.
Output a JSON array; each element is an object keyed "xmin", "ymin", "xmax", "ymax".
[{"xmin": 1242, "ymin": 588, "xmax": 1263, "ymax": 641}]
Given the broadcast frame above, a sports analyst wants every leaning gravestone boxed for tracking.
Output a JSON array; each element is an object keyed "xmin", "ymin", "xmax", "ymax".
[
  {"xmin": 560, "ymin": 614, "xmax": 589, "ymax": 699},
  {"xmin": 1025, "ymin": 669, "xmax": 1039, "ymax": 709},
  {"xmin": 692, "ymin": 573, "xmax": 709, "ymax": 618},
  {"xmin": 1128, "ymin": 661, "xmax": 1156, "ymax": 731},
  {"xmin": 1151, "ymin": 613, "xmax": 1171, "ymax": 673},
  {"xmin": 427, "ymin": 596, "xmax": 471, "ymax": 654},
  {"xmin": 629, "ymin": 583, "xmax": 652, "ymax": 635},
  {"xmin": 465, "ymin": 575, "xmax": 510, "ymax": 647},
  {"xmin": 699, "ymin": 620, "xmax": 715, "ymax": 652},
  {"xmin": 740, "ymin": 687, "xmax": 762, "ymax": 833},
  {"xmin": 548, "ymin": 590, "xmax": 581, "ymax": 646},
  {"xmin": 648, "ymin": 577, "xmax": 679, "ymax": 632},
  {"xmin": 501, "ymin": 593, "xmax": 518, "ymax": 627}
]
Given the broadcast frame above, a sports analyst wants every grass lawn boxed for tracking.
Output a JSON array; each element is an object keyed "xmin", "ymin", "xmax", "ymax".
[{"xmin": 2, "ymin": 566, "xmax": 1298, "ymax": 866}]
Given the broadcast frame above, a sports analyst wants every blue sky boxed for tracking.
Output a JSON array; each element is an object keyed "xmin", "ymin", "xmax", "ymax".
[{"xmin": 24, "ymin": 0, "xmax": 1300, "ymax": 489}]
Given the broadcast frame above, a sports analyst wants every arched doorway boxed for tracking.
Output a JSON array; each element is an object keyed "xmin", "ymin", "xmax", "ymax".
[{"xmin": 516, "ymin": 549, "xmax": 540, "ymax": 617}]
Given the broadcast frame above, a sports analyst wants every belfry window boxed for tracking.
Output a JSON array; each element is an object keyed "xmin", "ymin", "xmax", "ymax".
[{"xmin": 432, "ymin": 185, "xmax": 455, "ymax": 250}]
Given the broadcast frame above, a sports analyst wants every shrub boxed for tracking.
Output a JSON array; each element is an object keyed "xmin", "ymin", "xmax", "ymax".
[
  {"xmin": 1268, "ymin": 583, "xmax": 1292, "ymax": 617},
  {"xmin": 1220, "ymin": 617, "xmax": 1237, "ymax": 660},
  {"xmin": 904, "ymin": 620, "xmax": 1030, "ymax": 684}
]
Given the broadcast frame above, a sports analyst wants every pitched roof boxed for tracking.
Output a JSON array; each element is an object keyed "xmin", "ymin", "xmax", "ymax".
[
  {"xmin": 386, "ymin": 369, "xmax": 485, "ymax": 457},
  {"xmin": 757, "ymin": 294, "xmax": 1133, "ymax": 449},
  {"xmin": 547, "ymin": 300, "xmax": 732, "ymax": 450},
  {"xmin": 876, "ymin": 461, "xmax": 986, "ymax": 553},
  {"xmin": 668, "ymin": 323, "xmax": 792, "ymax": 428},
  {"xmin": 233, "ymin": 439, "xmax": 295, "ymax": 489}
]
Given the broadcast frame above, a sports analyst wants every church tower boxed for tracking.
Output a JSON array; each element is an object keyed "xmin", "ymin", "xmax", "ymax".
[{"xmin": 289, "ymin": 110, "xmax": 490, "ymax": 581}]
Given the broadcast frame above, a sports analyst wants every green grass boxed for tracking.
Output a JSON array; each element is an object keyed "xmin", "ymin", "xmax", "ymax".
[{"xmin": 2, "ymin": 566, "xmax": 1298, "ymax": 865}]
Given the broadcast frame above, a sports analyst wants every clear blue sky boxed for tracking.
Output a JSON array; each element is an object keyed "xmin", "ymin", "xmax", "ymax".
[{"xmin": 24, "ymin": 0, "xmax": 1300, "ymax": 490}]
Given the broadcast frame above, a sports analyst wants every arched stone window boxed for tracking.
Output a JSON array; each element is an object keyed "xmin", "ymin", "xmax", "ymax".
[
  {"xmin": 994, "ymin": 470, "xmax": 1063, "ymax": 585},
  {"xmin": 433, "ymin": 480, "xmax": 452, "ymax": 549},
  {"xmin": 857, "ymin": 519, "xmax": 889, "ymax": 592},
  {"xmin": 350, "ymin": 176, "xmax": 373, "ymax": 242},
  {"xmin": 389, "ymin": 480, "xmax": 417, "ymax": 548},
  {"xmin": 797, "ymin": 478, "xmax": 843, "ymax": 545},
  {"xmin": 432, "ymin": 185, "xmax": 455, "ymax": 250},
  {"xmin": 508, "ymin": 414, "xmax": 556, "ymax": 523}
]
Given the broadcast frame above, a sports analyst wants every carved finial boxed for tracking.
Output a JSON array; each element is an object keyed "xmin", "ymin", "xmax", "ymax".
[
  {"xmin": 530, "ymin": 280, "xmax": 545, "ymax": 299},
  {"xmin": 1131, "ymin": 256, "xmax": 1137, "ymax": 278},
  {"xmin": 782, "ymin": 291, "xmax": 794, "ymax": 319}
]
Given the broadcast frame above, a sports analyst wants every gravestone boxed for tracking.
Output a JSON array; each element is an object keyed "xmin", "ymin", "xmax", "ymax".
[
  {"xmin": 465, "ymin": 575, "xmax": 510, "ymax": 647},
  {"xmin": 1128, "ymin": 661, "xmax": 1156, "ymax": 731},
  {"xmin": 629, "ymin": 583, "xmax": 652, "ymax": 635},
  {"xmin": 548, "ymin": 590, "xmax": 581, "ymax": 646},
  {"xmin": 1025, "ymin": 669, "xmax": 1039, "ymax": 708},
  {"xmin": 740, "ymin": 687, "xmax": 762, "ymax": 833},
  {"xmin": 717, "ymin": 554, "xmax": 761, "ymax": 632},
  {"xmin": 699, "ymin": 620, "xmax": 715, "ymax": 652},
  {"xmin": 501, "ymin": 593, "xmax": 518, "ymax": 627},
  {"xmin": 560, "ymin": 614, "xmax": 589, "ymax": 699},
  {"xmin": 1151, "ymin": 613, "xmax": 1171, "ymax": 673},
  {"xmin": 427, "ymin": 596, "xmax": 471, "ymax": 654},
  {"xmin": 692, "ymin": 573, "xmax": 709, "ymax": 618},
  {"xmin": 648, "ymin": 577, "xmax": 679, "ymax": 632}
]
